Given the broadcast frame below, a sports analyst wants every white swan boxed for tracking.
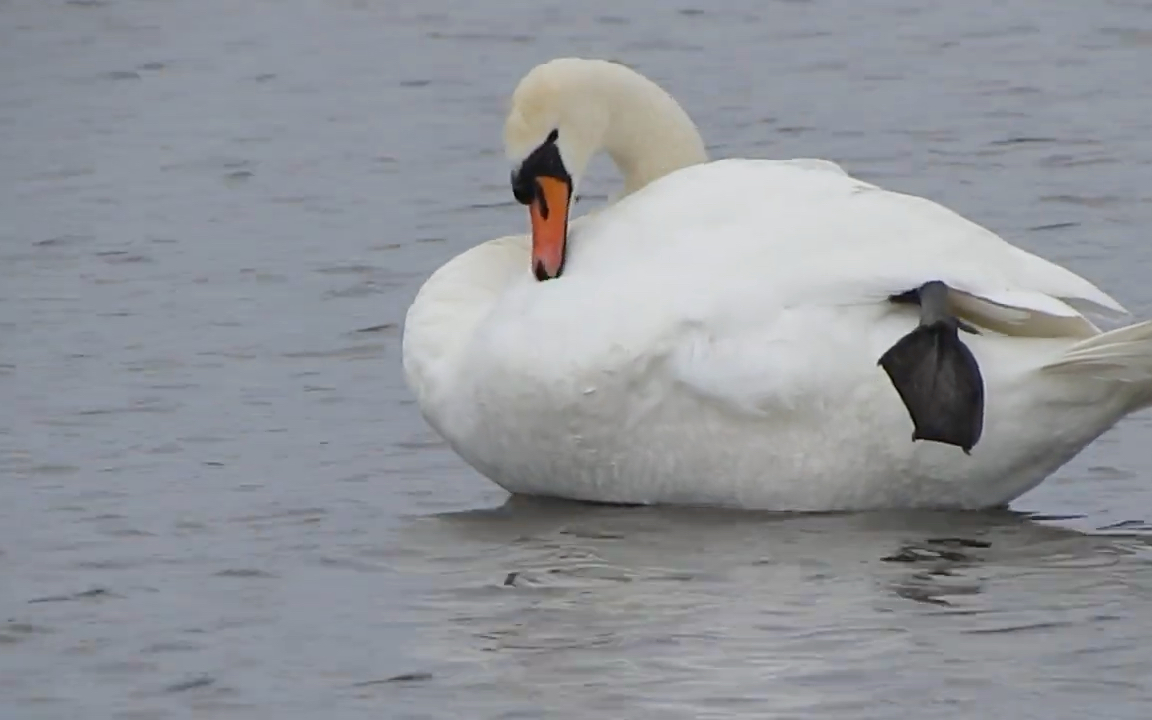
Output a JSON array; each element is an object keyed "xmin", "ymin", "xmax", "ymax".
[{"xmin": 402, "ymin": 57, "xmax": 1152, "ymax": 511}]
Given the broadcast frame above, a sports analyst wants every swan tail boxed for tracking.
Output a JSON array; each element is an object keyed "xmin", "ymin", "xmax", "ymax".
[{"xmin": 1042, "ymin": 320, "xmax": 1152, "ymax": 408}]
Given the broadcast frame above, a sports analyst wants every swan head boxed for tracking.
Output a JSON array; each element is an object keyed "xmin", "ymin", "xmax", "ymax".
[
  {"xmin": 503, "ymin": 58, "xmax": 707, "ymax": 281},
  {"xmin": 504, "ymin": 59, "xmax": 611, "ymax": 281}
]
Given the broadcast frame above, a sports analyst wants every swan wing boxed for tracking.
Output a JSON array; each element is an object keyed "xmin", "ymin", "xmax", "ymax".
[{"xmin": 534, "ymin": 158, "xmax": 1127, "ymax": 416}]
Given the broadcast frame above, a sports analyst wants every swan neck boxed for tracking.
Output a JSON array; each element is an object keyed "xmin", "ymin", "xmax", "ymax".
[{"xmin": 597, "ymin": 68, "xmax": 708, "ymax": 196}]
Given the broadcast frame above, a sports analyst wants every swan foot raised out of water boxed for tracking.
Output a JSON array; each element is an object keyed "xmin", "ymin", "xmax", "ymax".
[{"xmin": 879, "ymin": 281, "xmax": 985, "ymax": 454}]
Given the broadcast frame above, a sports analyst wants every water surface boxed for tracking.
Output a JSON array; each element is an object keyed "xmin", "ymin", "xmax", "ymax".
[{"xmin": 3, "ymin": 0, "xmax": 1152, "ymax": 717}]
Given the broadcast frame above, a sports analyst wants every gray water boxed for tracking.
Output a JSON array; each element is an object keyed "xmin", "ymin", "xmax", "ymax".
[{"xmin": 4, "ymin": 0, "xmax": 1152, "ymax": 717}]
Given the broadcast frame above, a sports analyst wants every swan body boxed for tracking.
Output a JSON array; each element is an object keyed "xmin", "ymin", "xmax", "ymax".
[{"xmin": 402, "ymin": 58, "xmax": 1152, "ymax": 511}]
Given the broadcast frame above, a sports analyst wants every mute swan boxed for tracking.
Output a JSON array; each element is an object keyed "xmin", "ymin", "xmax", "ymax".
[{"xmin": 402, "ymin": 57, "xmax": 1152, "ymax": 511}]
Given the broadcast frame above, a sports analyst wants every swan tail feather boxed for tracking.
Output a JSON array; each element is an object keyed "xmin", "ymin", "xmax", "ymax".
[{"xmin": 1042, "ymin": 320, "xmax": 1152, "ymax": 407}]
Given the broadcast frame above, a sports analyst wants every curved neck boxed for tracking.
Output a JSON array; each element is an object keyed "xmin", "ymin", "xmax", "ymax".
[{"xmin": 590, "ymin": 63, "xmax": 709, "ymax": 196}]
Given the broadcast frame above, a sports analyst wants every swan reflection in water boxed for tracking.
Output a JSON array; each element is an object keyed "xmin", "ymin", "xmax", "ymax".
[
  {"xmin": 383, "ymin": 496, "xmax": 1152, "ymax": 714},
  {"xmin": 395, "ymin": 495, "xmax": 1152, "ymax": 659}
]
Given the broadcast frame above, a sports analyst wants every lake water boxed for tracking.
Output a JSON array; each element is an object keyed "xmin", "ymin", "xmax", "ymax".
[{"xmin": 3, "ymin": 0, "xmax": 1152, "ymax": 718}]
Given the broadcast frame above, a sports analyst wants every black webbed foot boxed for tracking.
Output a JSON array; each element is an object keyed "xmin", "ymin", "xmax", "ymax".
[{"xmin": 879, "ymin": 281, "xmax": 985, "ymax": 453}]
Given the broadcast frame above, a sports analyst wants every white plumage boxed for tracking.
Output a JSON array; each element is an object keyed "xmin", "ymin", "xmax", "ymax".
[{"xmin": 403, "ymin": 59, "xmax": 1152, "ymax": 511}]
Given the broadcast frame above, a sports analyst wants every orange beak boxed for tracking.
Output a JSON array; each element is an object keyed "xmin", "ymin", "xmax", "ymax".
[{"xmin": 529, "ymin": 176, "xmax": 572, "ymax": 281}]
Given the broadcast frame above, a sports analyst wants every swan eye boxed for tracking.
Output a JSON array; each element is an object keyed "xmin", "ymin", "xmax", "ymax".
[
  {"xmin": 510, "ymin": 131, "xmax": 568, "ymax": 205},
  {"xmin": 511, "ymin": 169, "xmax": 535, "ymax": 205}
]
